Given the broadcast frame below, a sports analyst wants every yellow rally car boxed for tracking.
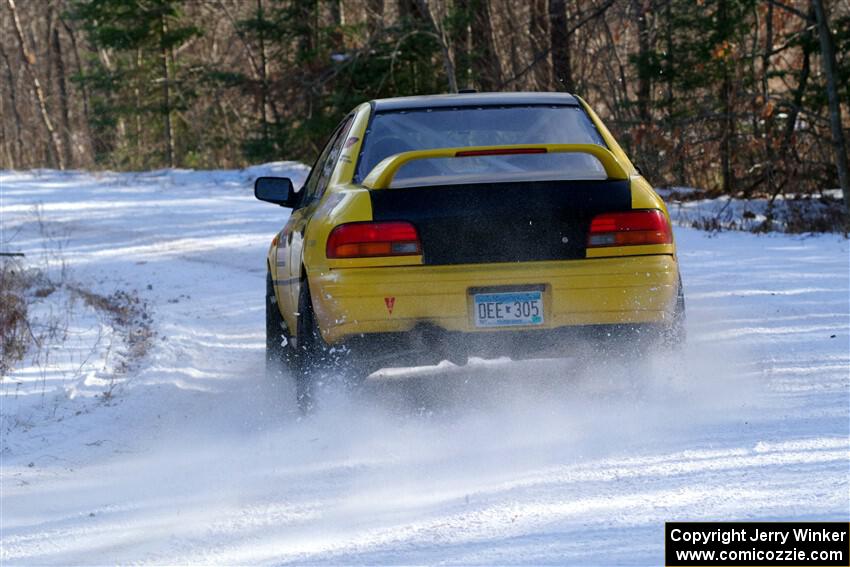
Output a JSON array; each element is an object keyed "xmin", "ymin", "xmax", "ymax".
[{"xmin": 255, "ymin": 93, "xmax": 684, "ymax": 410}]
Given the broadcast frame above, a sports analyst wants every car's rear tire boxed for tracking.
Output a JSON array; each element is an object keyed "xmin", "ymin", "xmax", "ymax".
[
  {"xmin": 266, "ymin": 270, "xmax": 287, "ymax": 381},
  {"xmin": 294, "ymin": 280, "xmax": 373, "ymax": 412},
  {"xmin": 267, "ymin": 270, "xmax": 365, "ymax": 414},
  {"xmin": 266, "ymin": 271, "xmax": 318, "ymax": 412},
  {"xmin": 290, "ymin": 279, "xmax": 326, "ymax": 413}
]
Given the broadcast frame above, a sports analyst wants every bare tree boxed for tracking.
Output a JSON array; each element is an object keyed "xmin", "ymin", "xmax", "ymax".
[
  {"xmin": 548, "ymin": 0, "xmax": 572, "ymax": 91},
  {"xmin": 52, "ymin": 27, "xmax": 73, "ymax": 168},
  {"xmin": 453, "ymin": 7, "xmax": 471, "ymax": 89},
  {"xmin": 470, "ymin": 0, "xmax": 502, "ymax": 90},
  {"xmin": 529, "ymin": 0, "xmax": 550, "ymax": 90},
  {"xmin": 812, "ymin": 0, "xmax": 850, "ymax": 219},
  {"xmin": 0, "ymin": 43, "xmax": 24, "ymax": 167},
  {"xmin": 633, "ymin": 0, "xmax": 651, "ymax": 123},
  {"xmin": 415, "ymin": 0, "xmax": 458, "ymax": 93},
  {"xmin": 6, "ymin": 0, "xmax": 65, "ymax": 169},
  {"xmin": 60, "ymin": 16, "xmax": 93, "ymax": 164},
  {"xmin": 366, "ymin": 0, "xmax": 385, "ymax": 37},
  {"xmin": 160, "ymin": 12, "xmax": 175, "ymax": 168},
  {"xmin": 718, "ymin": 0, "xmax": 734, "ymax": 194}
]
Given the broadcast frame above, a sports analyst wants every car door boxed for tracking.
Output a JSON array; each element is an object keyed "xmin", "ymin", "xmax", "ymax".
[{"xmin": 280, "ymin": 116, "xmax": 354, "ymax": 329}]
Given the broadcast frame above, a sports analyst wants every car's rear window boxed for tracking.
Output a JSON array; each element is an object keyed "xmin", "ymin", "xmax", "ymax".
[{"xmin": 355, "ymin": 105, "xmax": 607, "ymax": 184}]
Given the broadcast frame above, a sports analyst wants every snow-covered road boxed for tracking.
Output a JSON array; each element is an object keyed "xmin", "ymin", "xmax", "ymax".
[{"xmin": 1, "ymin": 168, "xmax": 848, "ymax": 565}]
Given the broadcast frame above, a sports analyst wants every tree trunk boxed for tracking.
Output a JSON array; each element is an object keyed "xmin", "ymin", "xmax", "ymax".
[
  {"xmin": 470, "ymin": 0, "xmax": 501, "ymax": 91},
  {"xmin": 293, "ymin": 0, "xmax": 318, "ymax": 122},
  {"xmin": 397, "ymin": 0, "xmax": 419, "ymax": 21},
  {"xmin": 718, "ymin": 0, "xmax": 734, "ymax": 194},
  {"xmin": 43, "ymin": 6, "xmax": 54, "ymax": 113},
  {"xmin": 812, "ymin": 0, "xmax": 850, "ymax": 220},
  {"xmin": 454, "ymin": 9, "xmax": 471, "ymax": 90},
  {"xmin": 329, "ymin": 0, "xmax": 342, "ymax": 24},
  {"xmin": 328, "ymin": 0, "xmax": 344, "ymax": 49},
  {"xmin": 634, "ymin": 0, "xmax": 651, "ymax": 123},
  {"xmin": 0, "ymin": 114, "xmax": 10, "ymax": 169},
  {"xmin": 134, "ymin": 49, "xmax": 144, "ymax": 161},
  {"xmin": 303, "ymin": 1, "xmax": 317, "ymax": 57},
  {"xmin": 0, "ymin": 43, "xmax": 24, "ymax": 167},
  {"xmin": 504, "ymin": 0, "xmax": 522, "ymax": 87},
  {"xmin": 160, "ymin": 13, "xmax": 175, "ymax": 168},
  {"xmin": 720, "ymin": 78, "xmax": 735, "ymax": 193},
  {"xmin": 415, "ymin": 0, "xmax": 458, "ymax": 93},
  {"xmin": 548, "ymin": 0, "xmax": 572, "ymax": 91},
  {"xmin": 52, "ymin": 27, "xmax": 73, "ymax": 168},
  {"xmin": 529, "ymin": 0, "xmax": 550, "ymax": 90},
  {"xmin": 366, "ymin": 0, "xmax": 384, "ymax": 37},
  {"xmin": 60, "ymin": 17, "xmax": 93, "ymax": 164},
  {"xmin": 6, "ymin": 0, "xmax": 65, "ymax": 169},
  {"xmin": 780, "ymin": 9, "xmax": 813, "ymax": 162},
  {"xmin": 662, "ymin": 0, "xmax": 685, "ymax": 185},
  {"xmin": 761, "ymin": 1, "xmax": 774, "ymax": 197},
  {"xmin": 257, "ymin": 0, "xmax": 270, "ymax": 143}
]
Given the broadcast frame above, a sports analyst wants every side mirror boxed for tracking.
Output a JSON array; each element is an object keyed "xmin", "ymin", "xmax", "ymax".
[{"xmin": 255, "ymin": 176, "xmax": 297, "ymax": 207}]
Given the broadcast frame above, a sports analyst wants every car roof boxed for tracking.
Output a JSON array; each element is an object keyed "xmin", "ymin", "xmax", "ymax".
[{"xmin": 371, "ymin": 92, "xmax": 579, "ymax": 112}]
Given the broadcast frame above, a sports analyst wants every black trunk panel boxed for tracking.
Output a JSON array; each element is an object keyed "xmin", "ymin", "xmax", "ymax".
[{"xmin": 369, "ymin": 180, "xmax": 632, "ymax": 265}]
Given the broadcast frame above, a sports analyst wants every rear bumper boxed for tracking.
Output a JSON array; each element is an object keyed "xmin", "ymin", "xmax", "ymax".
[{"xmin": 310, "ymin": 254, "xmax": 679, "ymax": 345}]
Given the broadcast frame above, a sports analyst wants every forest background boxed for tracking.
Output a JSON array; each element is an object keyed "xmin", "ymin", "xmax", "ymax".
[{"xmin": 1, "ymin": 0, "xmax": 848, "ymax": 223}]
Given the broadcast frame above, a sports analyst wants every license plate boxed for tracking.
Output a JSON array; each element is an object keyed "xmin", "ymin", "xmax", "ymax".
[{"xmin": 473, "ymin": 291, "xmax": 544, "ymax": 328}]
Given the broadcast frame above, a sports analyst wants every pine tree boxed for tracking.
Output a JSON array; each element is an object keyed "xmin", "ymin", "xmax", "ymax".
[{"xmin": 69, "ymin": 0, "xmax": 200, "ymax": 168}]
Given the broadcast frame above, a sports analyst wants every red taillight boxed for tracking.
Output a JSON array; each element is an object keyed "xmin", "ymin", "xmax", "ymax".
[
  {"xmin": 326, "ymin": 221, "xmax": 421, "ymax": 259},
  {"xmin": 587, "ymin": 210, "xmax": 672, "ymax": 247}
]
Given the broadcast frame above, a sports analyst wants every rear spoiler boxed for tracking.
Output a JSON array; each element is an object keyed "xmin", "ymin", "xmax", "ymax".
[{"xmin": 361, "ymin": 143, "xmax": 630, "ymax": 189}]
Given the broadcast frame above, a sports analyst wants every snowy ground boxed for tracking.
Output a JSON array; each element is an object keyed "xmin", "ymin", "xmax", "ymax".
[{"xmin": 1, "ymin": 167, "xmax": 848, "ymax": 565}]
